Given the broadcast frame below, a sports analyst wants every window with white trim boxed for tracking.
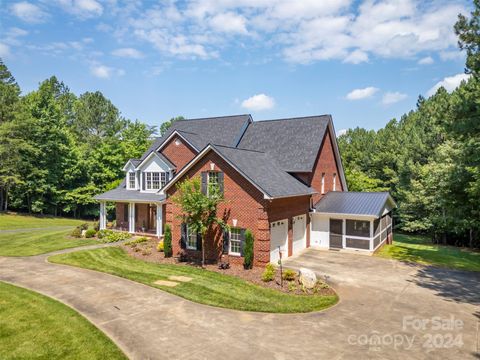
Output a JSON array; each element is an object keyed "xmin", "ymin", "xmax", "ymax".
[
  {"xmin": 207, "ymin": 171, "xmax": 219, "ymax": 196},
  {"xmin": 229, "ymin": 228, "xmax": 242, "ymax": 255},
  {"xmin": 145, "ymin": 172, "xmax": 161, "ymax": 190},
  {"xmin": 321, "ymin": 173, "xmax": 325, "ymax": 194},
  {"xmin": 128, "ymin": 172, "xmax": 135, "ymax": 189},
  {"xmin": 161, "ymin": 172, "xmax": 167, "ymax": 188},
  {"xmin": 333, "ymin": 173, "xmax": 337, "ymax": 191},
  {"xmin": 186, "ymin": 224, "xmax": 197, "ymax": 250}
]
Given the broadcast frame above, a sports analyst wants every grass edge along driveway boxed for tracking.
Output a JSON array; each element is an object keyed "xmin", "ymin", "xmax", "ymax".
[
  {"xmin": 49, "ymin": 247, "xmax": 338, "ymax": 313},
  {"xmin": 375, "ymin": 233, "xmax": 480, "ymax": 272},
  {"xmin": 0, "ymin": 281, "xmax": 126, "ymax": 360}
]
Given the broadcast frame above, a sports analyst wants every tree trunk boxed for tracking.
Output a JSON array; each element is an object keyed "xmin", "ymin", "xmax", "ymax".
[
  {"xmin": 202, "ymin": 235, "xmax": 205, "ymax": 268},
  {"xmin": 0, "ymin": 188, "xmax": 3, "ymax": 212},
  {"xmin": 469, "ymin": 228, "xmax": 473, "ymax": 249},
  {"xmin": 4, "ymin": 185, "xmax": 8, "ymax": 212}
]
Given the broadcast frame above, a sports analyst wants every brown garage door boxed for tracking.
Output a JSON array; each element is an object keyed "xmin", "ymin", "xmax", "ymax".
[{"xmin": 329, "ymin": 219, "xmax": 343, "ymax": 249}]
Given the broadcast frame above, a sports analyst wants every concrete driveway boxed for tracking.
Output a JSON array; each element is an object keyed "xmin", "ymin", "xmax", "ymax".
[{"xmin": 0, "ymin": 247, "xmax": 478, "ymax": 359}]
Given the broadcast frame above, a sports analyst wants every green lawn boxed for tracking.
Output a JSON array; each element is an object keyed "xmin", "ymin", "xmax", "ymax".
[
  {"xmin": 49, "ymin": 247, "xmax": 338, "ymax": 313},
  {"xmin": 0, "ymin": 281, "xmax": 126, "ymax": 360},
  {"xmin": 0, "ymin": 229, "xmax": 98, "ymax": 256},
  {"xmin": 0, "ymin": 213, "xmax": 88, "ymax": 230},
  {"xmin": 376, "ymin": 233, "xmax": 480, "ymax": 272}
]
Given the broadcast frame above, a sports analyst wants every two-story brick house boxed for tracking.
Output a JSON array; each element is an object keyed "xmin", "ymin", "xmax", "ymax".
[{"xmin": 95, "ymin": 114, "xmax": 395, "ymax": 266}]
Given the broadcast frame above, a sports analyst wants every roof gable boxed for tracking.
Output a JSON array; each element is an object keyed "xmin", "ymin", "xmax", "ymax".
[{"xmin": 238, "ymin": 115, "xmax": 330, "ymax": 172}]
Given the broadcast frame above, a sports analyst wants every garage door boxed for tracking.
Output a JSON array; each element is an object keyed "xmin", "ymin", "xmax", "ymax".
[
  {"xmin": 292, "ymin": 214, "xmax": 306, "ymax": 255},
  {"xmin": 270, "ymin": 219, "xmax": 288, "ymax": 263}
]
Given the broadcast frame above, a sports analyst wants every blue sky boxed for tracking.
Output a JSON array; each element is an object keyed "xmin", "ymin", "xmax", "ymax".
[{"xmin": 0, "ymin": 0, "xmax": 472, "ymax": 134}]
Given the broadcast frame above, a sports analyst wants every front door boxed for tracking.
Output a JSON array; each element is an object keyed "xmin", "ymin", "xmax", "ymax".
[
  {"xmin": 148, "ymin": 205, "xmax": 157, "ymax": 231},
  {"xmin": 329, "ymin": 219, "xmax": 343, "ymax": 249}
]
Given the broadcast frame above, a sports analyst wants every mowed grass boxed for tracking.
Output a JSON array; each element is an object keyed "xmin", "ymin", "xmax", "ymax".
[
  {"xmin": 0, "ymin": 281, "xmax": 126, "ymax": 360},
  {"xmin": 0, "ymin": 229, "xmax": 98, "ymax": 257},
  {"xmin": 50, "ymin": 247, "xmax": 338, "ymax": 313},
  {"xmin": 0, "ymin": 213, "xmax": 88, "ymax": 230},
  {"xmin": 376, "ymin": 233, "xmax": 480, "ymax": 272}
]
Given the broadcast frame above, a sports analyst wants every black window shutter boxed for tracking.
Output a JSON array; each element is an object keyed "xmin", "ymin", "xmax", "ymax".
[
  {"xmin": 223, "ymin": 229, "xmax": 229, "ymax": 254},
  {"xmin": 218, "ymin": 172, "xmax": 224, "ymax": 195},
  {"xmin": 239, "ymin": 229, "xmax": 246, "ymax": 256},
  {"xmin": 180, "ymin": 223, "xmax": 187, "ymax": 249},
  {"xmin": 196, "ymin": 233, "xmax": 202, "ymax": 251},
  {"xmin": 201, "ymin": 172, "xmax": 207, "ymax": 194}
]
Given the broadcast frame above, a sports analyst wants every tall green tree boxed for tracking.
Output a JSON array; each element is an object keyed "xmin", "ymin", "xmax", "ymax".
[
  {"xmin": 0, "ymin": 58, "xmax": 20, "ymax": 124},
  {"xmin": 160, "ymin": 116, "xmax": 184, "ymax": 136},
  {"xmin": 455, "ymin": 0, "xmax": 480, "ymax": 76}
]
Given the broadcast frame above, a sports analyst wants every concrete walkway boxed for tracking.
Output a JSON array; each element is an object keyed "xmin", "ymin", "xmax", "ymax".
[{"xmin": 0, "ymin": 247, "xmax": 478, "ymax": 359}]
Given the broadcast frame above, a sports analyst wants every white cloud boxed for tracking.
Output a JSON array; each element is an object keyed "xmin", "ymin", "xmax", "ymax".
[
  {"xmin": 241, "ymin": 94, "xmax": 275, "ymax": 111},
  {"xmin": 209, "ymin": 12, "xmax": 248, "ymax": 34},
  {"xmin": 336, "ymin": 128, "xmax": 347, "ymax": 137},
  {"xmin": 427, "ymin": 73, "xmax": 471, "ymax": 97},
  {"xmin": 0, "ymin": 43, "xmax": 11, "ymax": 58},
  {"xmin": 346, "ymin": 87, "xmax": 379, "ymax": 100},
  {"xmin": 54, "ymin": 0, "xmax": 103, "ymax": 18},
  {"xmin": 343, "ymin": 50, "xmax": 369, "ymax": 64},
  {"xmin": 11, "ymin": 2, "xmax": 48, "ymax": 23},
  {"xmin": 418, "ymin": 56, "xmax": 434, "ymax": 65},
  {"xmin": 112, "ymin": 48, "xmax": 144, "ymax": 59},
  {"xmin": 382, "ymin": 91, "xmax": 408, "ymax": 105},
  {"xmin": 90, "ymin": 64, "xmax": 124, "ymax": 79}
]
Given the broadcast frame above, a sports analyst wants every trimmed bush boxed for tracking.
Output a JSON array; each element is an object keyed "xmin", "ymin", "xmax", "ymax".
[
  {"xmin": 164, "ymin": 224, "xmax": 172, "ymax": 257},
  {"xmin": 157, "ymin": 240, "xmax": 164, "ymax": 252},
  {"xmin": 124, "ymin": 237, "xmax": 148, "ymax": 246},
  {"xmin": 98, "ymin": 230, "xmax": 131, "ymax": 243},
  {"xmin": 71, "ymin": 227, "xmax": 82, "ymax": 238},
  {"xmin": 243, "ymin": 229, "xmax": 254, "ymax": 269},
  {"xmin": 262, "ymin": 263, "xmax": 276, "ymax": 282},
  {"xmin": 97, "ymin": 229, "xmax": 113, "ymax": 239},
  {"xmin": 282, "ymin": 269, "xmax": 296, "ymax": 281},
  {"xmin": 79, "ymin": 223, "xmax": 89, "ymax": 231},
  {"xmin": 92, "ymin": 221, "xmax": 100, "ymax": 232},
  {"xmin": 85, "ymin": 229, "xmax": 97, "ymax": 238}
]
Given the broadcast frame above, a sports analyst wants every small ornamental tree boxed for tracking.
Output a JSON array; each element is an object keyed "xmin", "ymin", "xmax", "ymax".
[
  {"xmin": 164, "ymin": 224, "xmax": 172, "ymax": 257},
  {"xmin": 243, "ymin": 229, "xmax": 254, "ymax": 269},
  {"xmin": 172, "ymin": 176, "xmax": 226, "ymax": 267}
]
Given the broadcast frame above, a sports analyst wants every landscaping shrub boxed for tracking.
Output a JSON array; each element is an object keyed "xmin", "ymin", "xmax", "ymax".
[
  {"xmin": 92, "ymin": 221, "xmax": 100, "ymax": 232},
  {"xmin": 243, "ymin": 229, "xmax": 254, "ymax": 269},
  {"xmin": 98, "ymin": 230, "xmax": 131, "ymax": 243},
  {"xmin": 124, "ymin": 237, "xmax": 148, "ymax": 246},
  {"xmin": 71, "ymin": 227, "xmax": 82, "ymax": 238},
  {"xmin": 85, "ymin": 229, "xmax": 97, "ymax": 238},
  {"xmin": 164, "ymin": 224, "xmax": 172, "ymax": 257},
  {"xmin": 157, "ymin": 240, "xmax": 164, "ymax": 252},
  {"xmin": 97, "ymin": 229, "xmax": 113, "ymax": 239},
  {"xmin": 79, "ymin": 223, "xmax": 89, "ymax": 231},
  {"xmin": 142, "ymin": 248, "xmax": 152, "ymax": 256},
  {"xmin": 262, "ymin": 263, "xmax": 276, "ymax": 282},
  {"xmin": 282, "ymin": 269, "xmax": 296, "ymax": 281}
]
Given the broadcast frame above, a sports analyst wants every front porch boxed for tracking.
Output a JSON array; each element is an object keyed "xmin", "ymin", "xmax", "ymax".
[{"xmin": 99, "ymin": 201, "xmax": 165, "ymax": 238}]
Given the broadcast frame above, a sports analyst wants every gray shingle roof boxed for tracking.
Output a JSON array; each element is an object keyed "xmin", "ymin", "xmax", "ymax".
[
  {"xmin": 238, "ymin": 115, "xmax": 331, "ymax": 172},
  {"xmin": 212, "ymin": 145, "xmax": 316, "ymax": 198},
  {"xmin": 141, "ymin": 115, "xmax": 251, "ymax": 160},
  {"xmin": 94, "ymin": 187, "xmax": 165, "ymax": 202},
  {"xmin": 314, "ymin": 192, "xmax": 396, "ymax": 217}
]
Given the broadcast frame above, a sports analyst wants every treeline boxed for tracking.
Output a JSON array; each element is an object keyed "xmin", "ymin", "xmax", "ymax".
[
  {"xmin": 338, "ymin": 3, "xmax": 480, "ymax": 248},
  {"xmin": 0, "ymin": 60, "xmax": 156, "ymax": 218}
]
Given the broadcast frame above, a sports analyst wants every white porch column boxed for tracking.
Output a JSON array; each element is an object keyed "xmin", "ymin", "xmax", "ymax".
[
  {"xmin": 342, "ymin": 219, "xmax": 346, "ymax": 248},
  {"xmin": 370, "ymin": 219, "xmax": 374, "ymax": 251},
  {"xmin": 156, "ymin": 203, "xmax": 163, "ymax": 238},
  {"xmin": 128, "ymin": 203, "xmax": 135, "ymax": 233},
  {"xmin": 99, "ymin": 201, "xmax": 106, "ymax": 230}
]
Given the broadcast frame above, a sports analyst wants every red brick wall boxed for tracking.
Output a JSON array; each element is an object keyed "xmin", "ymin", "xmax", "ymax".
[
  {"xmin": 160, "ymin": 135, "xmax": 197, "ymax": 171},
  {"xmin": 309, "ymin": 129, "xmax": 344, "ymax": 204},
  {"xmin": 166, "ymin": 150, "xmax": 313, "ymax": 266},
  {"xmin": 115, "ymin": 203, "xmax": 128, "ymax": 229}
]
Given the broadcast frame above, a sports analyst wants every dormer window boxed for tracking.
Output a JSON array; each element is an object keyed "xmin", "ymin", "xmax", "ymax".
[
  {"xmin": 128, "ymin": 172, "xmax": 135, "ymax": 189},
  {"xmin": 145, "ymin": 172, "xmax": 170, "ymax": 190}
]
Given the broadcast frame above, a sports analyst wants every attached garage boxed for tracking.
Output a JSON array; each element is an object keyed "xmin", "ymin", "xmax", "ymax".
[
  {"xmin": 310, "ymin": 192, "xmax": 396, "ymax": 253},
  {"xmin": 270, "ymin": 219, "xmax": 288, "ymax": 263}
]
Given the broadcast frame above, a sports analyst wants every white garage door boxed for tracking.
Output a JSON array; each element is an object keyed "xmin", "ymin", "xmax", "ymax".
[
  {"xmin": 292, "ymin": 214, "xmax": 306, "ymax": 255},
  {"xmin": 270, "ymin": 219, "xmax": 288, "ymax": 264}
]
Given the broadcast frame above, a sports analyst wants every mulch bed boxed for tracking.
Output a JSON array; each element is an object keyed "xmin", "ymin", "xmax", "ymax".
[{"xmin": 121, "ymin": 238, "xmax": 335, "ymax": 296}]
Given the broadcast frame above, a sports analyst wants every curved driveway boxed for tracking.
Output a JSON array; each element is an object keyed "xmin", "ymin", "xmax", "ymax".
[{"xmin": 0, "ymin": 247, "xmax": 478, "ymax": 359}]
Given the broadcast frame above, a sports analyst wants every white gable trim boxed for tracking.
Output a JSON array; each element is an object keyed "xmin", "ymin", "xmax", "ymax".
[
  {"xmin": 136, "ymin": 151, "xmax": 174, "ymax": 171},
  {"xmin": 122, "ymin": 160, "xmax": 137, "ymax": 172},
  {"xmin": 327, "ymin": 118, "xmax": 348, "ymax": 191},
  {"xmin": 155, "ymin": 130, "xmax": 199, "ymax": 153},
  {"xmin": 161, "ymin": 144, "xmax": 273, "ymax": 199}
]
